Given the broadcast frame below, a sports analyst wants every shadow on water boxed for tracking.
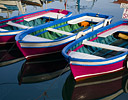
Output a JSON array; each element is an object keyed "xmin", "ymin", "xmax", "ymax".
[
  {"xmin": 0, "ymin": 43, "xmax": 24, "ymax": 67},
  {"xmin": 62, "ymin": 69, "xmax": 128, "ymax": 100},
  {"xmin": 18, "ymin": 53, "xmax": 70, "ymax": 85}
]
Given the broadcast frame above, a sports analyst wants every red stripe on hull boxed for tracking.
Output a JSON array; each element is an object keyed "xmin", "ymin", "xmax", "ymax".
[{"xmin": 70, "ymin": 60, "xmax": 124, "ymax": 81}]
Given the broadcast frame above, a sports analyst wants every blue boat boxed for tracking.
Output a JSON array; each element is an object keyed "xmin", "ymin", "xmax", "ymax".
[
  {"xmin": 15, "ymin": 12, "xmax": 112, "ymax": 60},
  {"xmin": 62, "ymin": 20, "xmax": 128, "ymax": 81}
]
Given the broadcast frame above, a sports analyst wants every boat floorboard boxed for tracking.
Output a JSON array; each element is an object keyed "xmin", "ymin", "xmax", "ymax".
[{"xmin": 94, "ymin": 39, "xmax": 128, "ymax": 58}]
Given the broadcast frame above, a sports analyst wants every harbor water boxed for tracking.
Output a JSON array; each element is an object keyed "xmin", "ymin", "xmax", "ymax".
[{"xmin": 0, "ymin": 0, "xmax": 128, "ymax": 100}]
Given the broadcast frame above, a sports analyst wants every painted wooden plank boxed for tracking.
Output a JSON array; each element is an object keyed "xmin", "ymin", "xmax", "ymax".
[
  {"xmin": 24, "ymin": 12, "xmax": 47, "ymax": 21},
  {"xmin": 82, "ymin": 40, "xmax": 128, "ymax": 52},
  {"xmin": 47, "ymin": 28, "xmax": 74, "ymax": 35},
  {"xmin": 7, "ymin": 21, "xmax": 31, "ymax": 29},
  {"xmin": 23, "ymin": 35, "xmax": 52, "ymax": 41},
  {"xmin": 24, "ymin": 12, "xmax": 65, "ymax": 21},
  {"xmin": 68, "ymin": 16, "xmax": 105, "ymax": 24},
  {"xmin": 42, "ymin": 12, "xmax": 66, "ymax": 19},
  {"xmin": 69, "ymin": 51, "xmax": 105, "ymax": 59},
  {"xmin": 98, "ymin": 25, "xmax": 128, "ymax": 37}
]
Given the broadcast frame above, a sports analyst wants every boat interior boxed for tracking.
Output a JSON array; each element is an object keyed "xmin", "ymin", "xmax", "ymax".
[
  {"xmin": 68, "ymin": 29, "xmax": 128, "ymax": 59},
  {"xmin": 0, "ymin": 8, "xmax": 69, "ymax": 31},
  {"xmin": 25, "ymin": 16, "xmax": 102, "ymax": 41},
  {"xmin": 0, "ymin": 15, "xmax": 54, "ymax": 31}
]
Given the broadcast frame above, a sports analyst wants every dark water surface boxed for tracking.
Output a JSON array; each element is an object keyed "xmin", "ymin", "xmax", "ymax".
[{"xmin": 0, "ymin": 0, "xmax": 128, "ymax": 100}]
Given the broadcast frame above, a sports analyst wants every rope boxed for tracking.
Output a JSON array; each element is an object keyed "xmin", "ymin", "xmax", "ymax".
[{"xmin": 34, "ymin": 63, "xmax": 69, "ymax": 100}]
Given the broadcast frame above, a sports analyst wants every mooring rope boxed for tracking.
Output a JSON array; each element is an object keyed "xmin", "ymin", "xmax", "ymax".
[{"xmin": 34, "ymin": 63, "xmax": 69, "ymax": 100}]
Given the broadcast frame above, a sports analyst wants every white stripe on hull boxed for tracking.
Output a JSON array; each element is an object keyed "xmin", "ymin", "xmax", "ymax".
[
  {"xmin": 20, "ymin": 35, "xmax": 76, "ymax": 47},
  {"xmin": 70, "ymin": 55, "xmax": 126, "ymax": 66},
  {"xmin": 74, "ymin": 67, "xmax": 124, "ymax": 80}
]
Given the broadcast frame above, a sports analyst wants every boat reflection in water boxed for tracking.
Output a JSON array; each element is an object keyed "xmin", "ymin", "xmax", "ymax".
[
  {"xmin": 66, "ymin": 0, "xmax": 97, "ymax": 13},
  {"xmin": 0, "ymin": 44, "xmax": 24, "ymax": 67},
  {"xmin": 18, "ymin": 53, "xmax": 70, "ymax": 84},
  {"xmin": 0, "ymin": 0, "xmax": 43, "ymax": 19},
  {"xmin": 63, "ymin": 69, "xmax": 128, "ymax": 100}
]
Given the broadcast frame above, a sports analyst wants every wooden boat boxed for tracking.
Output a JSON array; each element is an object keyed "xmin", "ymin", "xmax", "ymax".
[
  {"xmin": 0, "ymin": 8, "xmax": 72, "ymax": 46},
  {"xmin": 15, "ymin": 12, "xmax": 112, "ymax": 60},
  {"xmin": 62, "ymin": 20, "xmax": 128, "ymax": 81},
  {"xmin": 62, "ymin": 70, "xmax": 128, "ymax": 100},
  {"xmin": 18, "ymin": 54, "xmax": 69, "ymax": 84}
]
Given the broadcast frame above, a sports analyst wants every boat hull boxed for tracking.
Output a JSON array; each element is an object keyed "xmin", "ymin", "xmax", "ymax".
[
  {"xmin": 0, "ymin": 31, "xmax": 22, "ymax": 46},
  {"xmin": 16, "ymin": 40, "xmax": 73, "ymax": 60},
  {"xmin": 70, "ymin": 60, "xmax": 126, "ymax": 81},
  {"xmin": 62, "ymin": 20, "xmax": 128, "ymax": 81}
]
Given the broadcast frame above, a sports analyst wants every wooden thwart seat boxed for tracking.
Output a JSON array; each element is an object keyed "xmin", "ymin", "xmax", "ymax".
[
  {"xmin": 68, "ymin": 16, "xmax": 105, "ymax": 24},
  {"xmin": 47, "ymin": 28, "xmax": 74, "ymax": 35},
  {"xmin": 24, "ymin": 12, "xmax": 66, "ymax": 21},
  {"xmin": 82, "ymin": 40, "xmax": 128, "ymax": 52},
  {"xmin": 69, "ymin": 51, "xmax": 105, "ymax": 59},
  {"xmin": 98, "ymin": 25, "xmax": 128, "ymax": 37},
  {"xmin": 23, "ymin": 35, "xmax": 52, "ymax": 41},
  {"xmin": 7, "ymin": 21, "xmax": 31, "ymax": 29},
  {"xmin": 42, "ymin": 12, "xmax": 66, "ymax": 19}
]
